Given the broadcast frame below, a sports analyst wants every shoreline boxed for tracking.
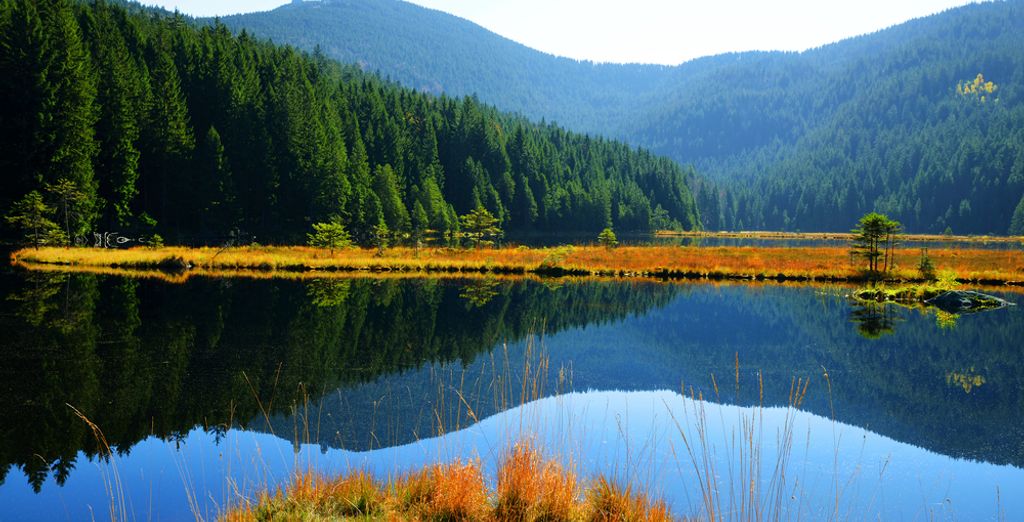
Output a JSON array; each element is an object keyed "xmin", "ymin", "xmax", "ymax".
[
  {"xmin": 654, "ymin": 229, "xmax": 1024, "ymax": 243},
  {"xmin": 10, "ymin": 244, "xmax": 1024, "ymax": 287}
]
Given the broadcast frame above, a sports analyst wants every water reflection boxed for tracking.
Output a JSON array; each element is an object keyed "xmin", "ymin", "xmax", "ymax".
[
  {"xmin": 0, "ymin": 271, "xmax": 676, "ymax": 490},
  {"xmin": 849, "ymin": 300, "xmax": 902, "ymax": 338},
  {"xmin": 2, "ymin": 389, "xmax": 1020, "ymax": 520},
  {"xmin": 0, "ymin": 270, "xmax": 1022, "ymax": 519}
]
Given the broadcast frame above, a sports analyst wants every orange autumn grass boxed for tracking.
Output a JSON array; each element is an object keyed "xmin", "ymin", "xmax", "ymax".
[
  {"xmin": 12, "ymin": 244, "xmax": 1024, "ymax": 284},
  {"xmin": 221, "ymin": 441, "xmax": 673, "ymax": 522}
]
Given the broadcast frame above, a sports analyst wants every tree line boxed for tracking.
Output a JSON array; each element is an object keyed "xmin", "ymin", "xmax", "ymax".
[{"xmin": 0, "ymin": 0, "xmax": 701, "ymax": 247}]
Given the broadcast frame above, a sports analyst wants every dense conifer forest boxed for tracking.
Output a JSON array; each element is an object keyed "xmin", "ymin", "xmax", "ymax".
[
  {"xmin": 223, "ymin": 0, "xmax": 1024, "ymax": 234},
  {"xmin": 0, "ymin": 0, "xmax": 700, "ymax": 246}
]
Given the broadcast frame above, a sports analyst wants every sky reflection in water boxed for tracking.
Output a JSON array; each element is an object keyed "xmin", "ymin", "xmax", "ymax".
[{"xmin": 2, "ymin": 388, "xmax": 1019, "ymax": 521}]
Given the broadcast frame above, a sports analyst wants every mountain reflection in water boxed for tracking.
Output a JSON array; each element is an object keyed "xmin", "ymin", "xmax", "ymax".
[{"xmin": 0, "ymin": 271, "xmax": 1021, "ymax": 520}]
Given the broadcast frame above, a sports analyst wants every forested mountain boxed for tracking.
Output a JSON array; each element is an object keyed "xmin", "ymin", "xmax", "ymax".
[
  {"xmin": 220, "ymin": 0, "xmax": 1024, "ymax": 234},
  {"xmin": 217, "ymin": 0, "xmax": 672, "ymax": 135},
  {"xmin": 639, "ymin": 1, "xmax": 1024, "ymax": 233},
  {"xmin": 0, "ymin": 0, "xmax": 699, "ymax": 247}
]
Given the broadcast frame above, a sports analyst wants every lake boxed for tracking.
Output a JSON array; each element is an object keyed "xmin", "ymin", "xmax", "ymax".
[{"xmin": 0, "ymin": 269, "xmax": 1021, "ymax": 520}]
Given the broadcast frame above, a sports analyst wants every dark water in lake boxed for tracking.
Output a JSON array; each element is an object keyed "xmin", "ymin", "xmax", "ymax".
[{"xmin": 0, "ymin": 269, "xmax": 1022, "ymax": 520}]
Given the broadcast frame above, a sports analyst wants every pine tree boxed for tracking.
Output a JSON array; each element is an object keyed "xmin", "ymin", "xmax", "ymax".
[
  {"xmin": 38, "ymin": 0, "xmax": 99, "ymax": 236},
  {"xmin": 0, "ymin": 0, "xmax": 98, "ymax": 237},
  {"xmin": 84, "ymin": 2, "xmax": 143, "ymax": 228},
  {"xmin": 307, "ymin": 218, "xmax": 352, "ymax": 254},
  {"xmin": 196, "ymin": 125, "xmax": 236, "ymax": 236},
  {"xmin": 5, "ymin": 191, "xmax": 65, "ymax": 248},
  {"xmin": 372, "ymin": 164, "xmax": 410, "ymax": 232},
  {"xmin": 459, "ymin": 205, "xmax": 502, "ymax": 248},
  {"xmin": 139, "ymin": 31, "xmax": 194, "ymax": 235},
  {"xmin": 0, "ymin": 0, "xmax": 46, "ymax": 210},
  {"xmin": 1010, "ymin": 194, "xmax": 1024, "ymax": 235}
]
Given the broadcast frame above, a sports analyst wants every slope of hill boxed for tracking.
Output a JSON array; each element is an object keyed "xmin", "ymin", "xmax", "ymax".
[
  {"xmin": 218, "ymin": 0, "xmax": 671, "ymax": 134},
  {"xmin": 219, "ymin": 0, "xmax": 1024, "ymax": 234},
  {"xmin": 0, "ymin": 0, "xmax": 700, "ymax": 247},
  {"xmin": 637, "ymin": 1, "xmax": 1024, "ymax": 233}
]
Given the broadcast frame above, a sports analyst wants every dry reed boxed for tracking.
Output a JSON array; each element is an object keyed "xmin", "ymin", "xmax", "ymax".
[{"xmin": 12, "ymin": 243, "xmax": 1024, "ymax": 285}]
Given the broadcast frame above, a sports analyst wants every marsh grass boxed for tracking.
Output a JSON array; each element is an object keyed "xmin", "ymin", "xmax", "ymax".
[
  {"xmin": 67, "ymin": 404, "xmax": 128, "ymax": 522},
  {"xmin": 221, "ymin": 445, "xmax": 675, "ymax": 522},
  {"xmin": 13, "ymin": 244, "xmax": 1024, "ymax": 285}
]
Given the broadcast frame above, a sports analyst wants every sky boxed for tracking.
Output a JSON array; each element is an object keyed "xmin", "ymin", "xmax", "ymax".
[{"xmin": 143, "ymin": 0, "xmax": 979, "ymax": 65}]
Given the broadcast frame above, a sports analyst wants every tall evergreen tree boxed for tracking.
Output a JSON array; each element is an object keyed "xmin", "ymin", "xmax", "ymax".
[
  {"xmin": 1010, "ymin": 194, "xmax": 1024, "ymax": 236},
  {"xmin": 139, "ymin": 30, "xmax": 194, "ymax": 236},
  {"xmin": 81, "ymin": 1, "xmax": 143, "ymax": 228},
  {"xmin": 0, "ymin": 0, "xmax": 98, "ymax": 237}
]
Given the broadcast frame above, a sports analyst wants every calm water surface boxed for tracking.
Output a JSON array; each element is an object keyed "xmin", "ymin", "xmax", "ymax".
[{"xmin": 0, "ymin": 269, "xmax": 1021, "ymax": 520}]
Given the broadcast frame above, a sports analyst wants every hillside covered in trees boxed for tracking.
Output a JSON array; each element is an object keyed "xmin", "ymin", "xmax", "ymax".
[
  {"xmin": 218, "ymin": 0, "xmax": 672, "ymax": 135},
  {"xmin": 221, "ymin": 0, "xmax": 1024, "ymax": 234},
  {"xmin": 0, "ymin": 0, "xmax": 700, "ymax": 246}
]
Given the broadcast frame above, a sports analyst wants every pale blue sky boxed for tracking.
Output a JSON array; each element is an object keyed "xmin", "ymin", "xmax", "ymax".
[{"xmin": 144, "ymin": 0, "xmax": 980, "ymax": 64}]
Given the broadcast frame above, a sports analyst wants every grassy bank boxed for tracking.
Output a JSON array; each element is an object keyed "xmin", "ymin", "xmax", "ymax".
[
  {"xmin": 655, "ymin": 229, "xmax": 1024, "ymax": 244},
  {"xmin": 221, "ymin": 442, "xmax": 673, "ymax": 522},
  {"xmin": 11, "ymin": 244, "xmax": 1024, "ymax": 285}
]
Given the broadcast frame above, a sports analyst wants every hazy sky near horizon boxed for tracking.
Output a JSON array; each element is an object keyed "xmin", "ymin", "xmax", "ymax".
[{"xmin": 144, "ymin": 0, "xmax": 979, "ymax": 64}]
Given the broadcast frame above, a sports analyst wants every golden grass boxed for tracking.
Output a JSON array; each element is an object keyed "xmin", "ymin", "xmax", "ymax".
[
  {"xmin": 585, "ymin": 477, "xmax": 672, "ymax": 522},
  {"xmin": 220, "ymin": 444, "xmax": 678, "ymax": 522},
  {"xmin": 496, "ymin": 441, "xmax": 581, "ymax": 522},
  {"xmin": 655, "ymin": 229, "xmax": 1024, "ymax": 243},
  {"xmin": 11, "ymin": 243, "xmax": 1024, "ymax": 286}
]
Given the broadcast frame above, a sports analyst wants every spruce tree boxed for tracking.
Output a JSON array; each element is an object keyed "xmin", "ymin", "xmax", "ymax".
[
  {"xmin": 372, "ymin": 164, "xmax": 411, "ymax": 232},
  {"xmin": 1010, "ymin": 194, "xmax": 1024, "ymax": 235},
  {"xmin": 139, "ymin": 32, "xmax": 194, "ymax": 235},
  {"xmin": 84, "ymin": 2, "xmax": 143, "ymax": 228}
]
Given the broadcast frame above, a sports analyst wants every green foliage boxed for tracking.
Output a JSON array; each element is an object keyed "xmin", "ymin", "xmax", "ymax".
[
  {"xmin": 371, "ymin": 222, "xmax": 390, "ymax": 255},
  {"xmin": 918, "ymin": 249, "xmax": 937, "ymax": 281},
  {"xmin": 222, "ymin": 0, "xmax": 1024, "ymax": 234},
  {"xmin": 4, "ymin": 191, "xmax": 66, "ymax": 248},
  {"xmin": 459, "ymin": 206, "xmax": 502, "ymax": 248},
  {"xmin": 0, "ymin": 0, "xmax": 98, "ymax": 237},
  {"xmin": 45, "ymin": 179, "xmax": 88, "ymax": 245},
  {"xmin": 851, "ymin": 213, "xmax": 902, "ymax": 274},
  {"xmin": 0, "ymin": 0, "xmax": 700, "ymax": 247},
  {"xmin": 1010, "ymin": 195, "xmax": 1024, "ymax": 235},
  {"xmin": 597, "ymin": 227, "xmax": 618, "ymax": 248},
  {"xmin": 308, "ymin": 219, "xmax": 353, "ymax": 253}
]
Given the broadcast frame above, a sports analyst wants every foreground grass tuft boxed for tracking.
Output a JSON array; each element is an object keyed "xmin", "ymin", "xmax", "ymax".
[
  {"xmin": 495, "ymin": 441, "xmax": 580, "ymax": 522},
  {"xmin": 221, "ymin": 444, "xmax": 677, "ymax": 521},
  {"xmin": 585, "ymin": 477, "xmax": 672, "ymax": 522}
]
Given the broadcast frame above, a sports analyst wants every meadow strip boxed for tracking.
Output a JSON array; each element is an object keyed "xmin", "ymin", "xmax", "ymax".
[{"xmin": 11, "ymin": 244, "xmax": 1024, "ymax": 285}]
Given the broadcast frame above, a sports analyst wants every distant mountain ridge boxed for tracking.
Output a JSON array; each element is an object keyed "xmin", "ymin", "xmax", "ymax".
[
  {"xmin": 219, "ymin": 0, "xmax": 1024, "ymax": 234},
  {"xmin": 219, "ymin": 0, "xmax": 672, "ymax": 134}
]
